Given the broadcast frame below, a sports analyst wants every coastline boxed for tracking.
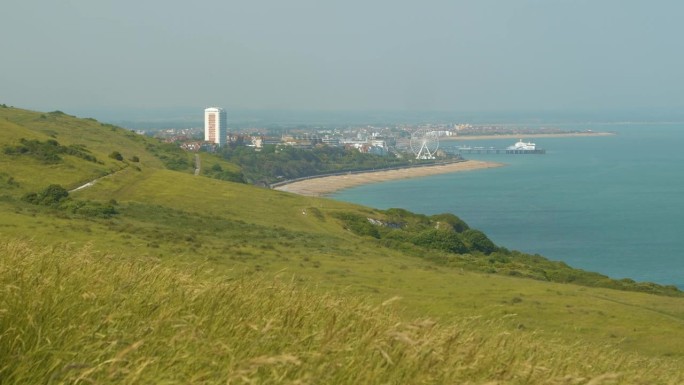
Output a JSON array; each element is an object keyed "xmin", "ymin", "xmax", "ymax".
[
  {"xmin": 442, "ymin": 132, "xmax": 615, "ymax": 141},
  {"xmin": 275, "ymin": 160, "xmax": 504, "ymax": 197},
  {"xmin": 275, "ymin": 132, "xmax": 611, "ymax": 197}
]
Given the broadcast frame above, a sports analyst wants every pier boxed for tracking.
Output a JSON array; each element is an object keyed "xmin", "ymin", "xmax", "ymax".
[{"xmin": 451, "ymin": 147, "xmax": 546, "ymax": 155}]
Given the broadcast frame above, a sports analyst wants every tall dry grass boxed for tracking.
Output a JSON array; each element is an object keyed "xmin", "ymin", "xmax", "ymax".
[{"xmin": 1, "ymin": 240, "xmax": 681, "ymax": 384}]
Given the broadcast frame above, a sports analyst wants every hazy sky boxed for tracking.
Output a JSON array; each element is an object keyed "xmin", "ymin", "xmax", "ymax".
[{"xmin": 2, "ymin": 0, "xmax": 684, "ymax": 115}]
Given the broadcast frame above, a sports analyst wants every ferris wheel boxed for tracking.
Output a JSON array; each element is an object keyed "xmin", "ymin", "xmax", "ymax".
[{"xmin": 410, "ymin": 128, "xmax": 439, "ymax": 159}]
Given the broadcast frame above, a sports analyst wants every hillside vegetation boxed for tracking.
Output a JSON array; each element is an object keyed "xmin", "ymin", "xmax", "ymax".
[
  {"xmin": 1, "ymin": 105, "xmax": 684, "ymax": 383},
  {"xmin": 217, "ymin": 144, "xmax": 411, "ymax": 184},
  {"xmin": 3, "ymin": 241, "xmax": 682, "ymax": 384}
]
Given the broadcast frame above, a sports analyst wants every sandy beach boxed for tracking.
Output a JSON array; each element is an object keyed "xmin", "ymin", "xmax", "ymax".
[
  {"xmin": 275, "ymin": 160, "xmax": 504, "ymax": 197},
  {"xmin": 275, "ymin": 132, "xmax": 611, "ymax": 197}
]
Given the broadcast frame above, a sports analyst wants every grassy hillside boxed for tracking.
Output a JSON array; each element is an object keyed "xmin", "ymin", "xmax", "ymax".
[
  {"xmin": 2, "ymin": 106, "xmax": 684, "ymax": 383},
  {"xmin": 0, "ymin": 107, "xmax": 240, "ymax": 195},
  {"xmin": 3, "ymin": 241, "xmax": 682, "ymax": 384},
  {"xmin": 1, "ymin": 108, "xmax": 163, "ymax": 194}
]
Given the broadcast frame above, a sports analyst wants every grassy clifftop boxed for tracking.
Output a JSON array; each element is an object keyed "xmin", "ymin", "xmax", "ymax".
[
  {"xmin": 3, "ymin": 240, "xmax": 682, "ymax": 384},
  {"xmin": 2, "ymin": 106, "xmax": 684, "ymax": 383}
]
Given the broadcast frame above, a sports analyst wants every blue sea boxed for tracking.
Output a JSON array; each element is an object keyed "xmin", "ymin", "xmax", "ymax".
[{"xmin": 332, "ymin": 123, "xmax": 684, "ymax": 288}]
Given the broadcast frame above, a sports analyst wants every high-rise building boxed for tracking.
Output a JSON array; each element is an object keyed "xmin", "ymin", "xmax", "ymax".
[{"xmin": 204, "ymin": 107, "xmax": 227, "ymax": 146}]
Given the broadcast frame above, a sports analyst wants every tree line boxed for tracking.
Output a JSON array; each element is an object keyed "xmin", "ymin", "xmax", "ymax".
[{"xmin": 217, "ymin": 145, "xmax": 413, "ymax": 185}]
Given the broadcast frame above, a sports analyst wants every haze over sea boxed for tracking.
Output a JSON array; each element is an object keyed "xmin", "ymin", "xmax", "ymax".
[{"xmin": 332, "ymin": 122, "xmax": 684, "ymax": 289}]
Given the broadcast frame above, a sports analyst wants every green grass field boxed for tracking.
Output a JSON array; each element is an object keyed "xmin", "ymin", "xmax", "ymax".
[
  {"xmin": 2, "ymin": 106, "xmax": 684, "ymax": 383},
  {"xmin": 3, "ymin": 240, "xmax": 683, "ymax": 384}
]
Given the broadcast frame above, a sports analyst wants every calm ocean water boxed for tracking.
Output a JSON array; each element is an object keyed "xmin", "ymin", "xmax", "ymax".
[{"xmin": 332, "ymin": 123, "xmax": 684, "ymax": 288}]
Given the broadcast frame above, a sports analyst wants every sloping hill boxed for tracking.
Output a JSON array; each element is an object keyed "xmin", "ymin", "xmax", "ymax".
[
  {"xmin": 3, "ymin": 240, "xmax": 682, "ymax": 384},
  {"xmin": 2, "ymin": 105, "xmax": 684, "ymax": 383},
  {"xmin": 1, "ymin": 108, "xmax": 161, "ymax": 194}
]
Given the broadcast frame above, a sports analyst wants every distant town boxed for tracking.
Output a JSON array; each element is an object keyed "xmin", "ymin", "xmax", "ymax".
[{"xmin": 140, "ymin": 107, "xmax": 599, "ymax": 156}]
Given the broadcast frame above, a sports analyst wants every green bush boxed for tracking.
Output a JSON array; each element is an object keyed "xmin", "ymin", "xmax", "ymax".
[
  {"xmin": 61, "ymin": 200, "xmax": 119, "ymax": 218},
  {"xmin": 109, "ymin": 151, "xmax": 124, "ymax": 161},
  {"xmin": 430, "ymin": 213, "xmax": 470, "ymax": 233},
  {"xmin": 333, "ymin": 212, "xmax": 380, "ymax": 238},
  {"xmin": 3, "ymin": 139, "xmax": 97, "ymax": 163},
  {"xmin": 410, "ymin": 229, "xmax": 467, "ymax": 254},
  {"xmin": 22, "ymin": 184, "xmax": 69, "ymax": 206},
  {"xmin": 461, "ymin": 229, "xmax": 497, "ymax": 254},
  {"xmin": 4, "ymin": 139, "xmax": 62, "ymax": 164},
  {"xmin": 203, "ymin": 163, "xmax": 245, "ymax": 183}
]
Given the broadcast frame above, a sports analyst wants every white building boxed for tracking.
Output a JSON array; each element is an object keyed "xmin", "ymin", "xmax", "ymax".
[{"xmin": 204, "ymin": 107, "xmax": 227, "ymax": 146}]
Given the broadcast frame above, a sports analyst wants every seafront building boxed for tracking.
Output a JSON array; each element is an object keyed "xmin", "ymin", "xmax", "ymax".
[{"xmin": 204, "ymin": 107, "xmax": 227, "ymax": 146}]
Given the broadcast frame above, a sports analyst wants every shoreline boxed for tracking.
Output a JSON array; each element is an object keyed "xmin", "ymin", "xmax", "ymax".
[
  {"xmin": 275, "ymin": 132, "xmax": 612, "ymax": 197},
  {"xmin": 275, "ymin": 160, "xmax": 504, "ymax": 197}
]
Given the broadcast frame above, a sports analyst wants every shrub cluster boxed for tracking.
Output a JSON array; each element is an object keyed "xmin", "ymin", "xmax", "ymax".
[
  {"xmin": 334, "ymin": 208, "xmax": 682, "ymax": 297},
  {"xmin": 332, "ymin": 212, "xmax": 382, "ymax": 238},
  {"xmin": 21, "ymin": 184, "xmax": 117, "ymax": 218},
  {"xmin": 109, "ymin": 150, "xmax": 124, "ymax": 161},
  {"xmin": 145, "ymin": 142, "xmax": 192, "ymax": 171},
  {"xmin": 21, "ymin": 184, "xmax": 69, "ymax": 206},
  {"xmin": 334, "ymin": 210, "xmax": 495, "ymax": 256},
  {"xmin": 3, "ymin": 138, "xmax": 98, "ymax": 164},
  {"xmin": 203, "ymin": 163, "xmax": 245, "ymax": 183}
]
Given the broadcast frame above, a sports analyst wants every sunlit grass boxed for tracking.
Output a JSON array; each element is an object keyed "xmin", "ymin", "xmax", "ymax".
[
  {"xmin": 3, "ymin": 105, "xmax": 684, "ymax": 383},
  {"xmin": 2, "ymin": 241, "xmax": 682, "ymax": 384},
  {"xmin": 0, "ymin": 107, "xmax": 182, "ymax": 196}
]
